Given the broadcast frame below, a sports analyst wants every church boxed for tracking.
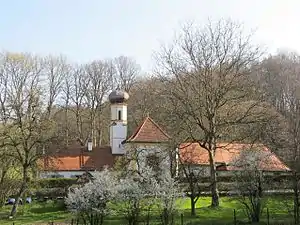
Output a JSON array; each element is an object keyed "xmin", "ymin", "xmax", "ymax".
[{"xmin": 40, "ymin": 90, "xmax": 290, "ymax": 178}]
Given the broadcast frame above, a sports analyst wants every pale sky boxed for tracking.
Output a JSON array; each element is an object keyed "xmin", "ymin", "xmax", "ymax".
[{"xmin": 0, "ymin": 0, "xmax": 299, "ymax": 72}]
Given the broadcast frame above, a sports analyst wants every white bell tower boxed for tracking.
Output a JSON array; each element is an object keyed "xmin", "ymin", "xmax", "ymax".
[{"xmin": 108, "ymin": 90, "xmax": 129, "ymax": 155}]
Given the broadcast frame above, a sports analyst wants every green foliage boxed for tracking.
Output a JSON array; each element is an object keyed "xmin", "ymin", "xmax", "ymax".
[
  {"xmin": 34, "ymin": 178, "xmax": 76, "ymax": 188},
  {"xmin": 0, "ymin": 196, "xmax": 294, "ymax": 225},
  {"xmin": 0, "ymin": 200, "xmax": 68, "ymax": 225},
  {"xmin": 27, "ymin": 178, "xmax": 77, "ymax": 200},
  {"xmin": 0, "ymin": 179, "xmax": 21, "ymax": 206},
  {"xmin": 34, "ymin": 188, "xmax": 67, "ymax": 199}
]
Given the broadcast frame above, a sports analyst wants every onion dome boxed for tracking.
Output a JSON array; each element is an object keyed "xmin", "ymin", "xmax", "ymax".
[{"xmin": 108, "ymin": 90, "xmax": 129, "ymax": 104}]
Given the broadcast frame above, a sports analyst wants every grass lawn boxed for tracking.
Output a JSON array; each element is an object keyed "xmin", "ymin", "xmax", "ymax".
[
  {"xmin": 0, "ymin": 196, "xmax": 294, "ymax": 225},
  {"xmin": 0, "ymin": 200, "xmax": 70, "ymax": 225}
]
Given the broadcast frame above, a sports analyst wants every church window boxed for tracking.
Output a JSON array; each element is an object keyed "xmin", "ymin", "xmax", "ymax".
[{"xmin": 118, "ymin": 110, "xmax": 122, "ymax": 120}]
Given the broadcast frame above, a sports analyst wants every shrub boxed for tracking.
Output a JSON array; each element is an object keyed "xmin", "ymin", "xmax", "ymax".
[
  {"xmin": 65, "ymin": 169, "xmax": 117, "ymax": 225},
  {"xmin": 33, "ymin": 178, "xmax": 77, "ymax": 188},
  {"xmin": 35, "ymin": 188, "xmax": 67, "ymax": 200},
  {"xmin": 0, "ymin": 179, "xmax": 21, "ymax": 206}
]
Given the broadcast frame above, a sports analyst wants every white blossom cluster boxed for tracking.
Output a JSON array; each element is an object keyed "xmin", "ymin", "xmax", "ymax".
[
  {"xmin": 65, "ymin": 168, "xmax": 117, "ymax": 216},
  {"xmin": 65, "ymin": 166, "xmax": 183, "ymax": 224}
]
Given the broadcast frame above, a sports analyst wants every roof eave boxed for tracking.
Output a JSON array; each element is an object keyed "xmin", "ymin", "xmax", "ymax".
[{"xmin": 125, "ymin": 140, "xmax": 170, "ymax": 144}]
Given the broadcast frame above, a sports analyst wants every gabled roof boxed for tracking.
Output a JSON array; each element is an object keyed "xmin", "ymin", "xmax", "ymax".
[
  {"xmin": 179, "ymin": 143, "xmax": 290, "ymax": 172},
  {"xmin": 41, "ymin": 146, "xmax": 122, "ymax": 172},
  {"xmin": 126, "ymin": 116, "xmax": 170, "ymax": 143}
]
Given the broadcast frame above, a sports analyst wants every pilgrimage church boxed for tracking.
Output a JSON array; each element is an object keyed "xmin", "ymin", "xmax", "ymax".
[{"xmin": 40, "ymin": 90, "xmax": 290, "ymax": 178}]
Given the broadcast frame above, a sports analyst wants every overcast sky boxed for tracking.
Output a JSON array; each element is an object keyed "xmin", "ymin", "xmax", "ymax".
[{"xmin": 0, "ymin": 0, "xmax": 299, "ymax": 72}]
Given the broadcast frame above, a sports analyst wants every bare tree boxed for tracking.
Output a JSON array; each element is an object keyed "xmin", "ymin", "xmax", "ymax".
[
  {"xmin": 257, "ymin": 52, "xmax": 300, "ymax": 224},
  {"xmin": 0, "ymin": 52, "xmax": 19, "ymax": 207},
  {"xmin": 0, "ymin": 52, "xmax": 56, "ymax": 216},
  {"xmin": 113, "ymin": 56, "xmax": 140, "ymax": 92},
  {"xmin": 43, "ymin": 55, "xmax": 69, "ymax": 118},
  {"xmin": 126, "ymin": 76, "xmax": 172, "ymax": 136},
  {"xmin": 85, "ymin": 60, "xmax": 114, "ymax": 146},
  {"xmin": 155, "ymin": 19, "xmax": 266, "ymax": 207},
  {"xmin": 61, "ymin": 72, "xmax": 72, "ymax": 147},
  {"xmin": 68, "ymin": 65, "xmax": 90, "ymax": 146}
]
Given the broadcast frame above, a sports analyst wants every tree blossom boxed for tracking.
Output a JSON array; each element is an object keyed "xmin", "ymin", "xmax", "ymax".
[{"xmin": 65, "ymin": 169, "xmax": 117, "ymax": 225}]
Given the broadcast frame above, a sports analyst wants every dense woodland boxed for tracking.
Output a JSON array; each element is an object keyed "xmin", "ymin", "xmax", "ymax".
[{"xmin": 0, "ymin": 19, "xmax": 299, "ymax": 219}]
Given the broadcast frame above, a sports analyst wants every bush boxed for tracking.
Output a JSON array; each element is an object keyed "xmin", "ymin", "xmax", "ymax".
[
  {"xmin": 35, "ymin": 188, "xmax": 68, "ymax": 199},
  {"xmin": 33, "ymin": 178, "xmax": 77, "ymax": 188},
  {"xmin": 0, "ymin": 179, "xmax": 21, "ymax": 206}
]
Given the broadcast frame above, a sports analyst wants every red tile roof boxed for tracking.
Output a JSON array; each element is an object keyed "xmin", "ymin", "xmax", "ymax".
[
  {"xmin": 126, "ymin": 116, "xmax": 170, "ymax": 143},
  {"xmin": 179, "ymin": 143, "xmax": 290, "ymax": 172},
  {"xmin": 41, "ymin": 146, "xmax": 122, "ymax": 171}
]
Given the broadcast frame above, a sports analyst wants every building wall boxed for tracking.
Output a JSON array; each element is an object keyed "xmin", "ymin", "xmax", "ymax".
[
  {"xmin": 110, "ymin": 104, "xmax": 127, "ymax": 122},
  {"xmin": 110, "ymin": 103, "xmax": 127, "ymax": 155},
  {"xmin": 110, "ymin": 123, "xmax": 127, "ymax": 154},
  {"xmin": 124, "ymin": 142, "xmax": 172, "ymax": 173},
  {"xmin": 40, "ymin": 171, "xmax": 87, "ymax": 178},
  {"xmin": 181, "ymin": 165, "xmax": 291, "ymax": 178}
]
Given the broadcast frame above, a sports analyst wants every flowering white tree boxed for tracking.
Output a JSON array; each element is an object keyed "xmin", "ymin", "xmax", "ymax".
[
  {"xmin": 65, "ymin": 169, "xmax": 117, "ymax": 225},
  {"xmin": 112, "ymin": 165, "xmax": 183, "ymax": 225},
  {"xmin": 66, "ymin": 165, "xmax": 183, "ymax": 225},
  {"xmin": 156, "ymin": 167, "xmax": 183, "ymax": 225},
  {"xmin": 232, "ymin": 148, "xmax": 271, "ymax": 223},
  {"xmin": 113, "ymin": 177, "xmax": 145, "ymax": 225},
  {"xmin": 138, "ymin": 166, "xmax": 161, "ymax": 225},
  {"xmin": 112, "ymin": 166, "xmax": 159, "ymax": 225}
]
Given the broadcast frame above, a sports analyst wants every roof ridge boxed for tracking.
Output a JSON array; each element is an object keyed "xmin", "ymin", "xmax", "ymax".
[
  {"xmin": 126, "ymin": 116, "xmax": 149, "ymax": 141},
  {"xmin": 126, "ymin": 116, "xmax": 170, "ymax": 143},
  {"xmin": 147, "ymin": 117, "xmax": 170, "ymax": 139}
]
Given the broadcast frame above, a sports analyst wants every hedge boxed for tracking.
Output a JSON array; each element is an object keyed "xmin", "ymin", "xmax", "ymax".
[
  {"xmin": 178, "ymin": 174, "xmax": 293, "ymax": 183},
  {"xmin": 34, "ymin": 188, "xmax": 68, "ymax": 199},
  {"xmin": 33, "ymin": 178, "xmax": 77, "ymax": 188}
]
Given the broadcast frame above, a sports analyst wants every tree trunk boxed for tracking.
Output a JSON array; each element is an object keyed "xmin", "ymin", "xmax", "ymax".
[
  {"xmin": 91, "ymin": 120, "xmax": 96, "ymax": 147},
  {"xmin": 0, "ymin": 169, "xmax": 8, "ymax": 207},
  {"xmin": 190, "ymin": 197, "xmax": 196, "ymax": 216},
  {"xmin": 97, "ymin": 111, "xmax": 103, "ymax": 146},
  {"xmin": 252, "ymin": 214, "xmax": 260, "ymax": 223},
  {"xmin": 97, "ymin": 127, "xmax": 102, "ymax": 147},
  {"xmin": 10, "ymin": 167, "xmax": 28, "ymax": 217},
  {"xmin": 293, "ymin": 172, "xmax": 299, "ymax": 225},
  {"xmin": 65, "ymin": 105, "xmax": 69, "ymax": 147},
  {"xmin": 76, "ymin": 110, "xmax": 82, "ymax": 142},
  {"xmin": 188, "ymin": 182, "xmax": 197, "ymax": 216},
  {"xmin": 208, "ymin": 150, "xmax": 219, "ymax": 207}
]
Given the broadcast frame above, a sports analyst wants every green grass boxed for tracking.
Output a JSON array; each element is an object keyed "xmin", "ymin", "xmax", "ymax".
[
  {"xmin": 0, "ymin": 200, "xmax": 70, "ymax": 225},
  {"xmin": 0, "ymin": 197, "xmax": 294, "ymax": 225}
]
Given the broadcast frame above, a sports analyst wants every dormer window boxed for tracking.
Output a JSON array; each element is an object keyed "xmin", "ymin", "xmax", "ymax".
[{"xmin": 118, "ymin": 110, "xmax": 122, "ymax": 120}]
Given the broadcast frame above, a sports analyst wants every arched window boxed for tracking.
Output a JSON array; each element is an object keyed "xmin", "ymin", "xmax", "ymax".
[{"xmin": 118, "ymin": 110, "xmax": 122, "ymax": 120}]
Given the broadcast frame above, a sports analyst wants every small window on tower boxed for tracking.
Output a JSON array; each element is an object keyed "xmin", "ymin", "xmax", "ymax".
[{"xmin": 118, "ymin": 110, "xmax": 122, "ymax": 120}]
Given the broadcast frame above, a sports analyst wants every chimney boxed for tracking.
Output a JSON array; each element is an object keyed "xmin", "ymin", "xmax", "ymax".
[{"xmin": 87, "ymin": 138, "xmax": 93, "ymax": 152}]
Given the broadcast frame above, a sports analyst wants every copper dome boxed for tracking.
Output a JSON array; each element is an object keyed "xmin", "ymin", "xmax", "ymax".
[{"xmin": 108, "ymin": 90, "xmax": 129, "ymax": 104}]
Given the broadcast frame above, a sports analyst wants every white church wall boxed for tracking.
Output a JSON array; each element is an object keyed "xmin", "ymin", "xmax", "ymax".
[
  {"xmin": 110, "ymin": 103, "xmax": 128, "ymax": 155},
  {"xmin": 112, "ymin": 138, "xmax": 125, "ymax": 154},
  {"xmin": 110, "ymin": 104, "xmax": 127, "ymax": 121},
  {"xmin": 124, "ymin": 143, "xmax": 172, "ymax": 173},
  {"xmin": 112, "ymin": 123, "xmax": 127, "ymax": 138}
]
